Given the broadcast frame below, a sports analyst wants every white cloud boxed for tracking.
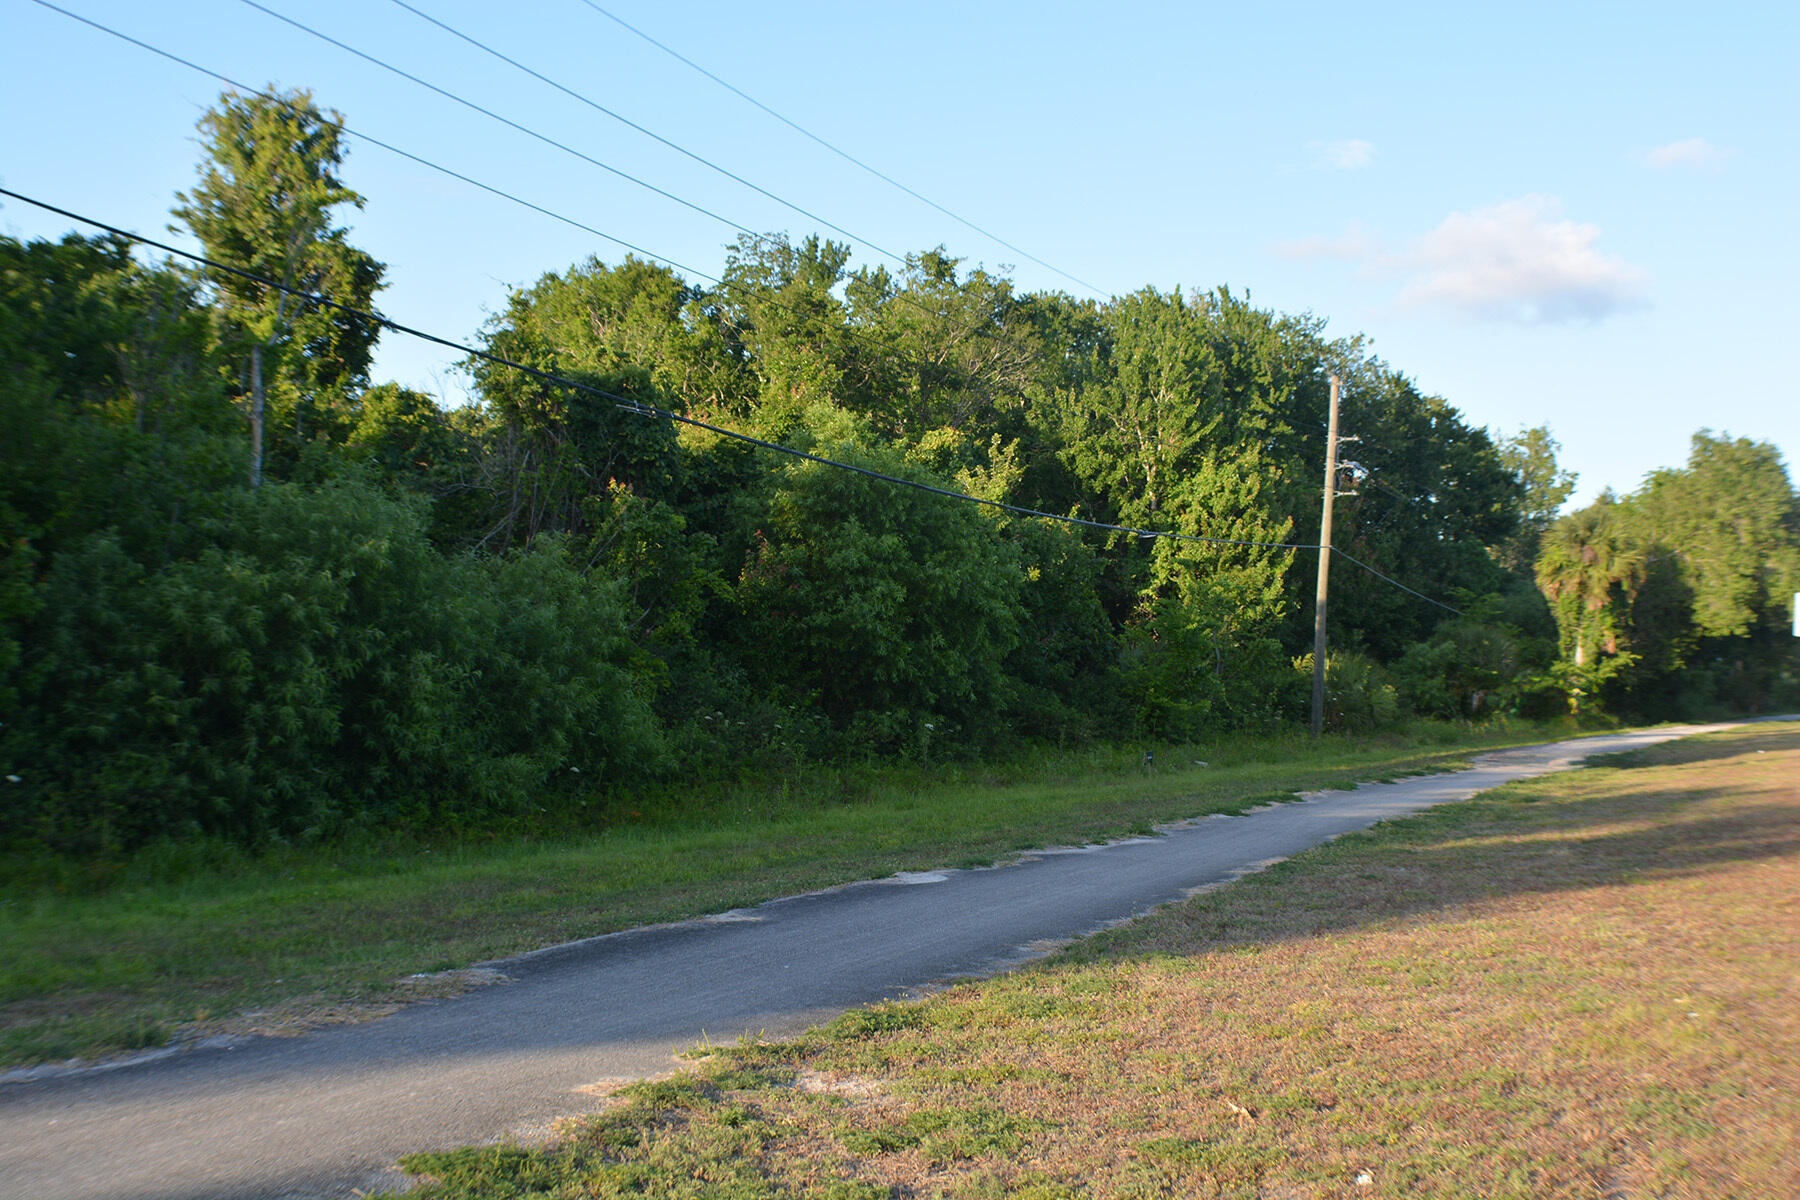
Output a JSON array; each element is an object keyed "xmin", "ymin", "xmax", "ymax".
[
  {"xmin": 1274, "ymin": 221, "xmax": 1376, "ymax": 260},
  {"xmin": 1307, "ymin": 138, "xmax": 1375, "ymax": 170},
  {"xmin": 1395, "ymin": 196, "xmax": 1649, "ymax": 324},
  {"xmin": 1644, "ymin": 137, "xmax": 1734, "ymax": 170}
]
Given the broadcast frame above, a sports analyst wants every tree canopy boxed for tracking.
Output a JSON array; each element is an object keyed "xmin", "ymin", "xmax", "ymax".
[
  {"xmin": 173, "ymin": 86, "xmax": 384, "ymax": 485},
  {"xmin": 4, "ymin": 85, "xmax": 1795, "ymax": 862}
]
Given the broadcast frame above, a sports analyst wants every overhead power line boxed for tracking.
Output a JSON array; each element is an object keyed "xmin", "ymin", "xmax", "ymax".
[
  {"xmin": 30, "ymin": 0, "xmax": 714, "ymax": 281},
  {"xmin": 573, "ymin": 0, "xmax": 1107, "ymax": 298},
  {"xmin": 31, "ymin": 0, "xmax": 1048, "ymax": 394},
  {"xmin": 381, "ymin": 0, "xmax": 906, "ymax": 267},
  {"xmin": 234, "ymin": 0, "xmax": 761, "ymax": 241},
  {"xmin": 1332, "ymin": 550, "xmax": 1461, "ymax": 614},
  {"xmin": 227, "ymin": 1, "xmax": 1059, "ymax": 362}
]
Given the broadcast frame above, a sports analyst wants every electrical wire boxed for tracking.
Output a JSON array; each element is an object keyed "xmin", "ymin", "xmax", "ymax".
[
  {"xmin": 1349, "ymin": 430, "xmax": 1498, "ymax": 505},
  {"xmin": 1333, "ymin": 427, "xmax": 1501, "ymax": 606},
  {"xmin": 1327, "ymin": 444, "xmax": 1466, "ymax": 612},
  {"xmin": 572, "ymin": 0, "xmax": 1106, "ymax": 298},
  {"xmin": 382, "ymin": 0, "xmax": 905, "ymax": 267},
  {"xmin": 233, "ymin": 0, "xmax": 1076, "ymax": 364},
  {"xmin": 234, "ymin": 0, "xmax": 761, "ymax": 241},
  {"xmin": 29, "ymin": 0, "xmax": 1049, "ymax": 399},
  {"xmin": 29, "ymin": 0, "xmax": 715, "ymax": 283},
  {"xmin": 1331, "ymin": 550, "xmax": 1462, "ymax": 614}
]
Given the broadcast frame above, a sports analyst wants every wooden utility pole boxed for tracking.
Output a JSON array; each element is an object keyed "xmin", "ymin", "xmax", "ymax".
[{"xmin": 1310, "ymin": 375, "xmax": 1342, "ymax": 737}]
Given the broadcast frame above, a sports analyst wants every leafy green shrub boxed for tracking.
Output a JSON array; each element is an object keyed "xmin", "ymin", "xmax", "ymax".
[
  {"xmin": 731, "ymin": 423, "xmax": 1026, "ymax": 751},
  {"xmin": 1293, "ymin": 650, "xmax": 1401, "ymax": 733},
  {"xmin": 999, "ymin": 520, "xmax": 1118, "ymax": 743},
  {"xmin": 1393, "ymin": 618, "xmax": 1523, "ymax": 719},
  {"xmin": 1, "ymin": 476, "xmax": 660, "ymax": 855},
  {"xmin": 1116, "ymin": 596, "xmax": 1294, "ymax": 741},
  {"xmin": 1116, "ymin": 604, "xmax": 1227, "ymax": 740}
]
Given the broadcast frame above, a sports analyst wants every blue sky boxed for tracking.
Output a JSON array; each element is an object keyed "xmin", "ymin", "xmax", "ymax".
[{"xmin": 4, "ymin": 0, "xmax": 1795, "ymax": 507}]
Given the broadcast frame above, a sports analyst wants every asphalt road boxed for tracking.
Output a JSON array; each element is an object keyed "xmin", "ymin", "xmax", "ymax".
[{"xmin": 0, "ymin": 723, "xmax": 1741, "ymax": 1199}]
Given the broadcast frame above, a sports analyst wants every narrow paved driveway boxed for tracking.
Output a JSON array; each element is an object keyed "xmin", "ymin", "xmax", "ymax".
[{"xmin": 0, "ymin": 724, "xmax": 1738, "ymax": 1199}]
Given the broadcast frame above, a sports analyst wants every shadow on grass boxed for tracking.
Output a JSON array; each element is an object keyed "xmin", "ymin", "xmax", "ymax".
[{"xmin": 1066, "ymin": 724, "xmax": 1800, "ymax": 964}]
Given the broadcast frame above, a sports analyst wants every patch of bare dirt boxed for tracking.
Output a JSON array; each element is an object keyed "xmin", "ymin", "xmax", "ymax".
[{"xmin": 196, "ymin": 966, "xmax": 512, "ymax": 1039}]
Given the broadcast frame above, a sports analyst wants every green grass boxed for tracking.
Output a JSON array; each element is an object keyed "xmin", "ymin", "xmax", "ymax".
[
  {"xmin": 3, "ymin": 721, "xmax": 1570, "ymax": 1067},
  {"xmin": 376, "ymin": 722, "xmax": 1800, "ymax": 1200}
]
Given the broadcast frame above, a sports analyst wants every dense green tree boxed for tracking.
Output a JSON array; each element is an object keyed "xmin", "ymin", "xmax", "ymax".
[
  {"xmin": 1037, "ymin": 288, "xmax": 1317, "ymax": 731},
  {"xmin": 1, "ymin": 233, "xmax": 124, "ymax": 641},
  {"xmin": 1626, "ymin": 433, "xmax": 1798, "ymax": 639},
  {"xmin": 1391, "ymin": 577, "xmax": 1560, "ymax": 720},
  {"xmin": 173, "ymin": 87, "xmax": 384, "ymax": 485},
  {"xmin": 1051, "ymin": 289, "xmax": 1309, "ymax": 579},
  {"xmin": 1495, "ymin": 425, "xmax": 1578, "ymax": 572},
  {"xmin": 968, "ymin": 298, "xmax": 1101, "ymax": 586},
  {"xmin": 3, "ymin": 233, "xmax": 224, "ymax": 721},
  {"xmin": 731, "ymin": 409, "xmax": 1025, "ymax": 748},
  {"xmin": 1324, "ymin": 367, "xmax": 1520, "ymax": 660},
  {"xmin": 1393, "ymin": 616, "xmax": 1526, "ymax": 718},
  {"xmin": 1054, "ymin": 287, "xmax": 1226, "ymax": 528},
  {"xmin": 844, "ymin": 248, "xmax": 1044, "ymax": 441},
  {"xmin": 717, "ymin": 233, "xmax": 881, "ymax": 432},
  {"xmin": 463, "ymin": 302, "xmax": 683, "ymax": 553},
  {"xmin": 1611, "ymin": 554, "xmax": 1701, "ymax": 717},
  {"xmin": 1619, "ymin": 433, "xmax": 1800, "ymax": 711},
  {"xmin": 0, "ymin": 233, "xmax": 235, "ymax": 575},
  {"xmin": 995, "ymin": 518, "xmax": 1117, "ymax": 741},
  {"xmin": 343, "ymin": 383, "xmax": 459, "ymax": 481},
  {"xmin": 4, "ymin": 478, "xmax": 659, "ymax": 852},
  {"xmin": 1536, "ymin": 499, "xmax": 1645, "ymax": 667},
  {"xmin": 1534, "ymin": 499, "xmax": 1646, "ymax": 712},
  {"xmin": 481, "ymin": 255, "xmax": 747, "ymax": 416},
  {"xmin": 1520, "ymin": 434, "xmax": 1798, "ymax": 718}
]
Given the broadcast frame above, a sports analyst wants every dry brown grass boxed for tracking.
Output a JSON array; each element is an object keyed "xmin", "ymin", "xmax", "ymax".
[{"xmin": 393, "ymin": 724, "xmax": 1800, "ymax": 1199}]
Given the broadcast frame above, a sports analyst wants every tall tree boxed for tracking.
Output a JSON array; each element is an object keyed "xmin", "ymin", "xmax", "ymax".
[
  {"xmin": 0, "ymin": 233, "xmax": 235, "ymax": 568},
  {"xmin": 717, "ymin": 233, "xmax": 880, "ymax": 432},
  {"xmin": 1321, "ymin": 366, "xmax": 1520, "ymax": 659},
  {"xmin": 174, "ymin": 87, "xmax": 383, "ymax": 486},
  {"xmin": 1626, "ymin": 433, "xmax": 1798, "ymax": 640},
  {"xmin": 1496, "ymin": 425, "xmax": 1578, "ymax": 572},
  {"xmin": 844, "ymin": 247, "xmax": 1043, "ymax": 441},
  {"xmin": 1044, "ymin": 288, "xmax": 1308, "ymax": 729},
  {"xmin": 731, "ymin": 411, "xmax": 1025, "ymax": 745},
  {"xmin": 1536, "ymin": 499, "xmax": 1646, "ymax": 669},
  {"xmin": 482, "ymin": 254, "xmax": 747, "ymax": 416},
  {"xmin": 1621, "ymin": 432, "xmax": 1800, "ymax": 710}
]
